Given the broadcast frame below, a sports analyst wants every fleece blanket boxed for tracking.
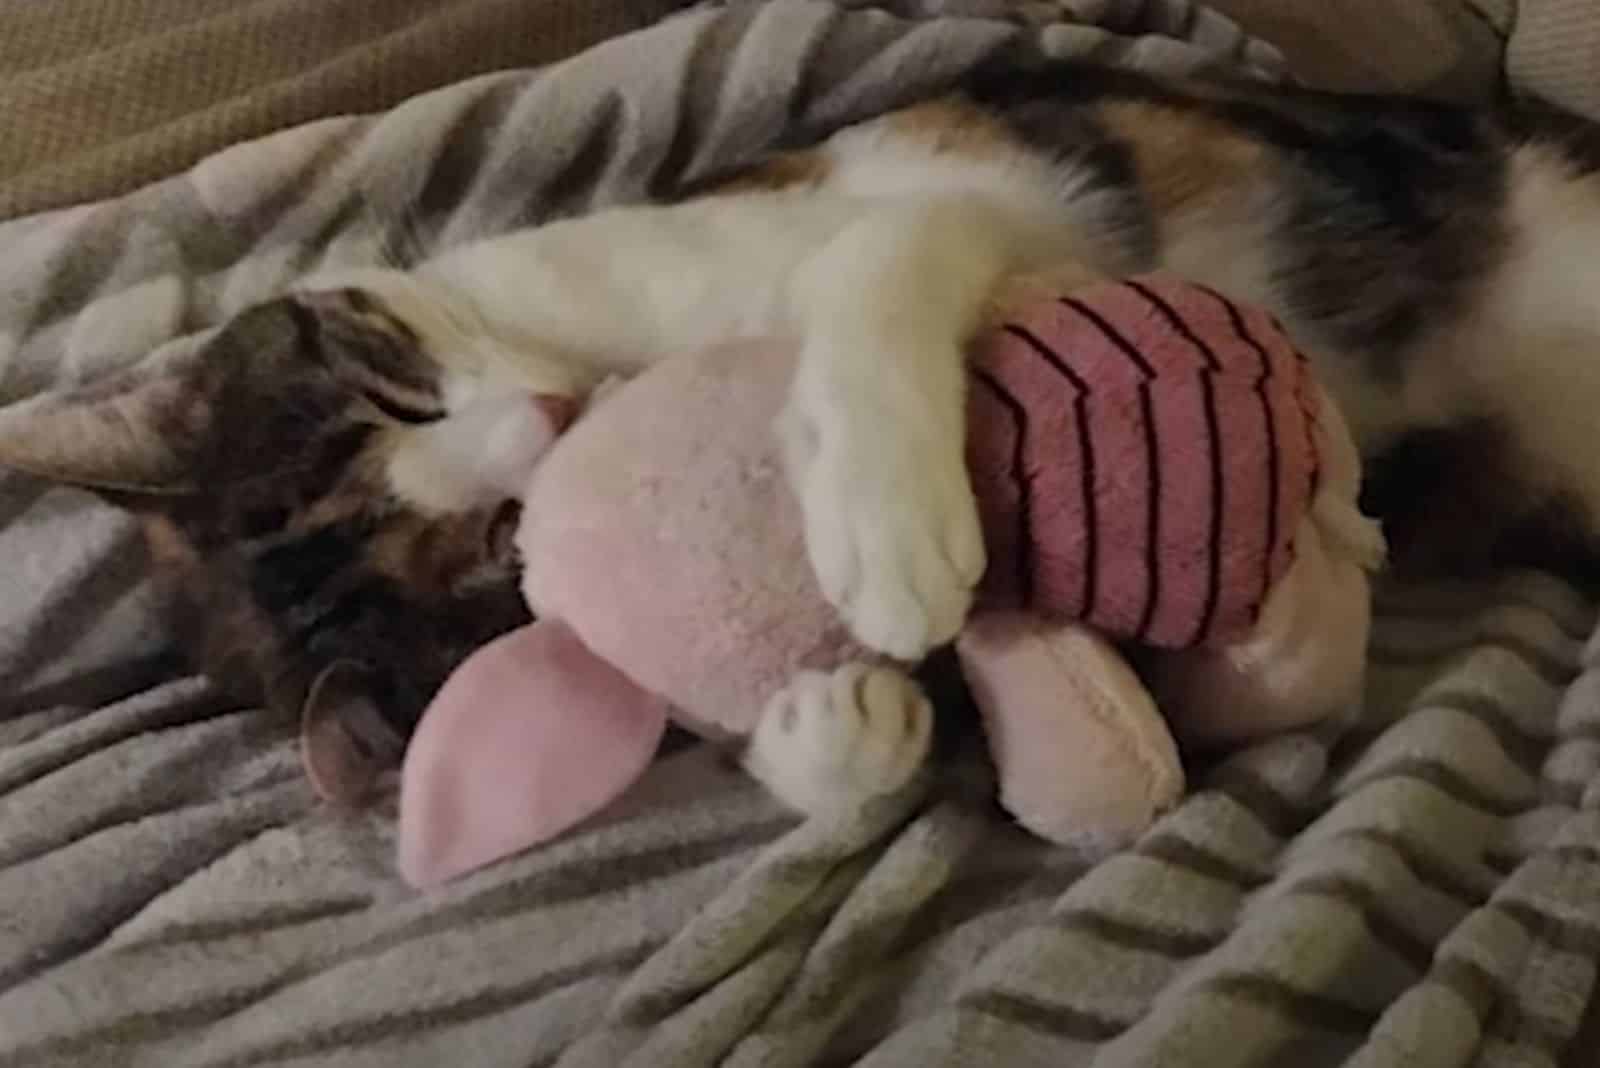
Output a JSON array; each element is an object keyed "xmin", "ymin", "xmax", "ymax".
[{"xmin": 0, "ymin": 1, "xmax": 1597, "ymax": 1065}]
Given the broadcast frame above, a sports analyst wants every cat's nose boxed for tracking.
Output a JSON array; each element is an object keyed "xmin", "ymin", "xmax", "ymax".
[{"xmin": 532, "ymin": 393, "xmax": 580, "ymax": 434}]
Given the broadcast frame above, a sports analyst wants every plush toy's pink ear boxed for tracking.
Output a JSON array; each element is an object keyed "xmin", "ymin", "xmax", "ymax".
[{"xmin": 398, "ymin": 619, "xmax": 669, "ymax": 887}]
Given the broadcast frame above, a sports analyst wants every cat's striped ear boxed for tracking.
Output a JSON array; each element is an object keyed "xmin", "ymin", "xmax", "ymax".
[
  {"xmin": 293, "ymin": 287, "xmax": 447, "ymax": 425},
  {"xmin": 0, "ymin": 299, "xmax": 335, "ymax": 496},
  {"xmin": 0, "ymin": 360, "xmax": 201, "ymax": 494}
]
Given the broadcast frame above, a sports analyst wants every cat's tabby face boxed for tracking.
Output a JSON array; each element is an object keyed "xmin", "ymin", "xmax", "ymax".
[{"xmin": 0, "ymin": 286, "xmax": 575, "ymax": 802}]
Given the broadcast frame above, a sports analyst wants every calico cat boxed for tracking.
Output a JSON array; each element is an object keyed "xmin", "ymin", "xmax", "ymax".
[
  {"xmin": 8, "ymin": 61, "xmax": 1600, "ymax": 816},
  {"xmin": 0, "ymin": 290, "xmax": 562, "ymax": 801}
]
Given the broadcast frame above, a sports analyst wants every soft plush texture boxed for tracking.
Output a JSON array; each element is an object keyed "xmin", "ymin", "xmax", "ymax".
[
  {"xmin": 518, "ymin": 276, "xmax": 1335, "ymax": 723},
  {"xmin": 518, "ymin": 337, "xmax": 866, "ymax": 735},
  {"xmin": 400, "ymin": 274, "xmax": 1379, "ymax": 885},
  {"xmin": 963, "ymin": 278, "xmax": 1319, "ymax": 643},
  {"xmin": 2, "ymin": 2, "xmax": 1599, "ymax": 1066}
]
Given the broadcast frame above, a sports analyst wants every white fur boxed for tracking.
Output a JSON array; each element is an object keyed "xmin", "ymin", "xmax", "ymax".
[
  {"xmin": 742, "ymin": 663, "xmax": 933, "ymax": 815},
  {"xmin": 385, "ymin": 393, "xmax": 565, "ymax": 514},
  {"xmin": 296, "ymin": 265, "xmax": 602, "ymax": 513},
  {"xmin": 1460, "ymin": 149, "xmax": 1600, "ymax": 530}
]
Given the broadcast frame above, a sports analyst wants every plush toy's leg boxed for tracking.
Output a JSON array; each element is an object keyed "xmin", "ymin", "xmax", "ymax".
[
  {"xmin": 398, "ymin": 620, "xmax": 669, "ymax": 888},
  {"xmin": 1146, "ymin": 387, "xmax": 1384, "ymax": 748},
  {"xmin": 956, "ymin": 613, "xmax": 1184, "ymax": 854},
  {"xmin": 1146, "ymin": 515, "xmax": 1374, "ymax": 747},
  {"xmin": 742, "ymin": 662, "xmax": 933, "ymax": 817}
]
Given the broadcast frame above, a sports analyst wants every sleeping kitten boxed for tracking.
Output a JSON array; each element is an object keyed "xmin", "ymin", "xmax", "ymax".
[
  {"xmin": 0, "ymin": 290, "xmax": 569, "ymax": 802},
  {"xmin": 10, "ymin": 61, "xmax": 1600, "ymax": 819}
]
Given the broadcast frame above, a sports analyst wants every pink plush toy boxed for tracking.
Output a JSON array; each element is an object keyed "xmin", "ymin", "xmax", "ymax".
[{"xmin": 398, "ymin": 274, "xmax": 1382, "ymax": 887}]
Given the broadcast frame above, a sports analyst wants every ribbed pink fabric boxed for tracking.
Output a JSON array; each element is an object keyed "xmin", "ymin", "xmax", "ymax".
[{"xmin": 967, "ymin": 274, "xmax": 1320, "ymax": 650}]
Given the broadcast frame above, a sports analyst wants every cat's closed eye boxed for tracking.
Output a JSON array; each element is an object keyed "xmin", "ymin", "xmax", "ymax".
[{"xmin": 359, "ymin": 387, "xmax": 446, "ymax": 425}]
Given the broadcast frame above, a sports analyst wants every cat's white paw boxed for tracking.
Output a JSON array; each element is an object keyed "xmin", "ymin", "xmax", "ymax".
[
  {"xmin": 781, "ymin": 370, "xmax": 985, "ymax": 661},
  {"xmin": 743, "ymin": 664, "xmax": 933, "ymax": 816}
]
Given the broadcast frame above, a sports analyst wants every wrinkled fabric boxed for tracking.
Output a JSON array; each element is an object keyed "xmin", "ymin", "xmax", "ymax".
[{"xmin": 1, "ymin": 3, "xmax": 1595, "ymax": 1066}]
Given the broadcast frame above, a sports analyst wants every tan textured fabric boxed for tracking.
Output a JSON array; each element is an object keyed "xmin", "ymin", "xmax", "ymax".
[
  {"xmin": 0, "ymin": 0, "xmax": 689, "ymax": 220},
  {"xmin": 1507, "ymin": 0, "xmax": 1600, "ymax": 120},
  {"xmin": 1204, "ymin": 0, "xmax": 1503, "ymax": 102}
]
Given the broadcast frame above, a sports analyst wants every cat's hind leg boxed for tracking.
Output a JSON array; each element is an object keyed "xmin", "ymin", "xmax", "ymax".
[{"xmin": 741, "ymin": 662, "xmax": 933, "ymax": 816}]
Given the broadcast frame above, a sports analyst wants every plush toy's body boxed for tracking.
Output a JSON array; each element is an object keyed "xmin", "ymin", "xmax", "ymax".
[
  {"xmin": 964, "ymin": 279, "xmax": 1317, "ymax": 646},
  {"xmin": 399, "ymin": 275, "xmax": 1381, "ymax": 887}
]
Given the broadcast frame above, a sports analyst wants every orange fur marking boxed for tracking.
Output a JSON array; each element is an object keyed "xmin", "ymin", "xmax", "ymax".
[
  {"xmin": 1100, "ymin": 99, "xmax": 1267, "ymax": 218},
  {"xmin": 711, "ymin": 151, "xmax": 832, "ymax": 194},
  {"xmin": 883, "ymin": 96, "xmax": 1025, "ymax": 158}
]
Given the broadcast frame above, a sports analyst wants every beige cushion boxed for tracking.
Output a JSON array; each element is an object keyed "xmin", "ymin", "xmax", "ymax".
[
  {"xmin": 0, "ymin": 0, "xmax": 688, "ymax": 219},
  {"xmin": 1507, "ymin": 0, "xmax": 1600, "ymax": 119}
]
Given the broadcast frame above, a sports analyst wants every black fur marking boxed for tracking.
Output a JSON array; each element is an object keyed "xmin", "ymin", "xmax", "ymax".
[
  {"xmin": 359, "ymin": 388, "xmax": 446, "ymax": 425},
  {"xmin": 1511, "ymin": 94, "xmax": 1600, "ymax": 174},
  {"xmin": 252, "ymin": 520, "xmax": 370, "ymax": 616},
  {"xmin": 964, "ymin": 62, "xmax": 1513, "ymax": 379},
  {"xmin": 1265, "ymin": 113, "xmax": 1508, "ymax": 373},
  {"xmin": 975, "ymin": 91, "xmax": 1159, "ymax": 268}
]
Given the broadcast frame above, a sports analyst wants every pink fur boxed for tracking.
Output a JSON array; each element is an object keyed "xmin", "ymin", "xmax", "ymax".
[{"xmin": 518, "ymin": 339, "xmax": 873, "ymax": 738}]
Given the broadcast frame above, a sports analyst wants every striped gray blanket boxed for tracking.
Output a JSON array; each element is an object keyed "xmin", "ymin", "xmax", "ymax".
[{"xmin": 1, "ymin": 2, "xmax": 1597, "ymax": 1065}]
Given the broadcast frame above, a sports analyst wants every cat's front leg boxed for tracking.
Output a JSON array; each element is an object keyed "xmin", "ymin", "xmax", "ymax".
[{"xmin": 784, "ymin": 197, "xmax": 1021, "ymax": 660}]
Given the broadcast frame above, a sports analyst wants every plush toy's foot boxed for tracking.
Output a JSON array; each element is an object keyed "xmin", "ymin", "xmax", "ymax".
[
  {"xmin": 958, "ymin": 614, "xmax": 1185, "ymax": 854},
  {"xmin": 742, "ymin": 663, "xmax": 933, "ymax": 816}
]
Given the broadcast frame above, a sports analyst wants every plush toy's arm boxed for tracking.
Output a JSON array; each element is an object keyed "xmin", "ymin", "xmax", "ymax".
[
  {"xmin": 1308, "ymin": 384, "xmax": 1388, "ymax": 574},
  {"xmin": 1143, "ymin": 389, "xmax": 1385, "ymax": 747},
  {"xmin": 398, "ymin": 620, "xmax": 669, "ymax": 887},
  {"xmin": 1142, "ymin": 515, "xmax": 1372, "ymax": 746},
  {"xmin": 956, "ymin": 612, "xmax": 1184, "ymax": 854}
]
